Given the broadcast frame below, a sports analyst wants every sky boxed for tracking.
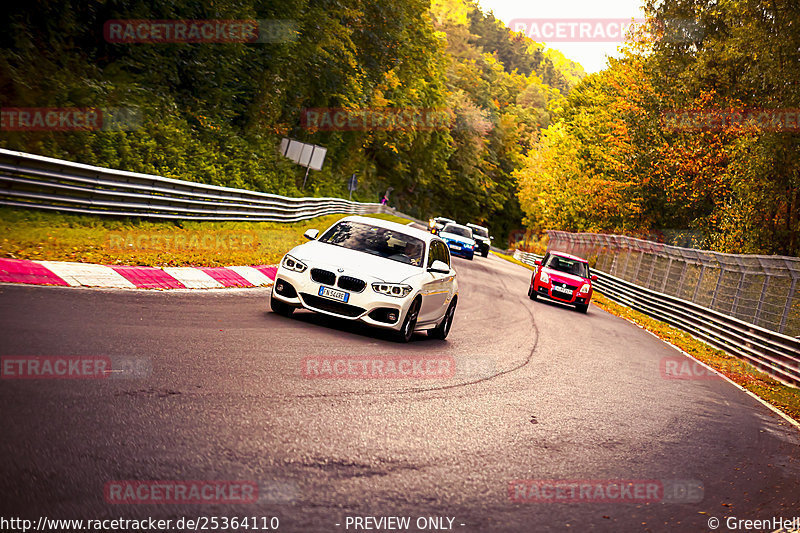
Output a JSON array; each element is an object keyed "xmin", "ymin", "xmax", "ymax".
[{"xmin": 475, "ymin": 0, "xmax": 646, "ymax": 74}]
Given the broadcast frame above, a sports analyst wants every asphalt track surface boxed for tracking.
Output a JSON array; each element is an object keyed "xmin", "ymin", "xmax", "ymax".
[{"xmin": 1, "ymin": 254, "xmax": 798, "ymax": 532}]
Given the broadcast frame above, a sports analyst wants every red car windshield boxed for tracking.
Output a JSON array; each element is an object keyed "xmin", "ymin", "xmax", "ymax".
[{"xmin": 544, "ymin": 255, "xmax": 589, "ymax": 278}]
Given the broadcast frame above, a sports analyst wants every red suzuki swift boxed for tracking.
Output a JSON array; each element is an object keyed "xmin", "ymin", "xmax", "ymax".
[{"xmin": 527, "ymin": 251, "xmax": 597, "ymax": 313}]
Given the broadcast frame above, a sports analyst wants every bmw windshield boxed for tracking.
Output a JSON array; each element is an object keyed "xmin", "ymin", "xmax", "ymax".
[
  {"xmin": 319, "ymin": 221, "xmax": 425, "ymax": 267},
  {"xmin": 442, "ymin": 224, "xmax": 473, "ymax": 239}
]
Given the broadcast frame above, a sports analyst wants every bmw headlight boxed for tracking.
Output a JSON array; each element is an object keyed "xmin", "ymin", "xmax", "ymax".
[
  {"xmin": 282, "ymin": 254, "xmax": 307, "ymax": 272},
  {"xmin": 372, "ymin": 283, "xmax": 413, "ymax": 298},
  {"xmin": 539, "ymin": 270, "xmax": 550, "ymax": 284}
]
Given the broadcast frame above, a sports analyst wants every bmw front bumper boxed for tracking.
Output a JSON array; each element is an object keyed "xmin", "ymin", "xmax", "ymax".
[{"xmin": 271, "ymin": 264, "xmax": 416, "ymax": 331}]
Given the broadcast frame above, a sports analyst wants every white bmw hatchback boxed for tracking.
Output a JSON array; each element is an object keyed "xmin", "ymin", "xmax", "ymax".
[{"xmin": 270, "ymin": 215, "xmax": 458, "ymax": 342}]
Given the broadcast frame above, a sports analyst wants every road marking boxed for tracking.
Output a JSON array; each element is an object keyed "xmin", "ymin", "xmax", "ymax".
[
  {"xmin": 111, "ymin": 265, "xmax": 185, "ymax": 289},
  {"xmin": 198, "ymin": 267, "xmax": 254, "ymax": 287},
  {"xmin": 0, "ymin": 258, "xmax": 70, "ymax": 286},
  {"xmin": 162, "ymin": 267, "xmax": 224, "ymax": 289},
  {"xmin": 2, "ymin": 259, "xmax": 278, "ymax": 290},
  {"xmin": 227, "ymin": 265, "xmax": 274, "ymax": 286},
  {"xmin": 36, "ymin": 260, "xmax": 136, "ymax": 288}
]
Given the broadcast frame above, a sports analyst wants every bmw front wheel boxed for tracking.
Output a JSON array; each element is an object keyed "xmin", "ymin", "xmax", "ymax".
[
  {"xmin": 396, "ymin": 298, "xmax": 421, "ymax": 343},
  {"xmin": 270, "ymin": 290, "xmax": 294, "ymax": 316},
  {"xmin": 429, "ymin": 299, "xmax": 457, "ymax": 340}
]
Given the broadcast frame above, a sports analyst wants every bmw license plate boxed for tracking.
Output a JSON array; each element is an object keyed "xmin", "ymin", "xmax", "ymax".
[
  {"xmin": 319, "ymin": 286, "xmax": 349, "ymax": 303},
  {"xmin": 552, "ymin": 285, "xmax": 573, "ymax": 297}
]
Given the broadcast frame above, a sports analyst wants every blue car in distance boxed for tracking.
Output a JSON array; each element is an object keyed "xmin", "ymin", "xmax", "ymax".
[{"xmin": 439, "ymin": 223, "xmax": 476, "ymax": 260}]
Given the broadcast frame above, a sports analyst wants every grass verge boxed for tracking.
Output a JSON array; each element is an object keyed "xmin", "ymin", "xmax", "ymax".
[
  {"xmin": 492, "ymin": 251, "xmax": 800, "ymax": 424},
  {"xmin": 0, "ymin": 207, "xmax": 410, "ymax": 267},
  {"xmin": 492, "ymin": 250, "xmax": 535, "ymax": 271}
]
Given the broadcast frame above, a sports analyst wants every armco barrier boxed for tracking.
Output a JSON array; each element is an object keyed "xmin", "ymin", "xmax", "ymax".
[
  {"xmin": 513, "ymin": 250, "xmax": 800, "ymax": 387},
  {"xmin": 0, "ymin": 149, "xmax": 387, "ymax": 222}
]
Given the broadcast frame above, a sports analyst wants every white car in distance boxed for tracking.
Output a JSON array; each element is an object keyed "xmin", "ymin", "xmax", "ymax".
[{"xmin": 270, "ymin": 216, "xmax": 459, "ymax": 342}]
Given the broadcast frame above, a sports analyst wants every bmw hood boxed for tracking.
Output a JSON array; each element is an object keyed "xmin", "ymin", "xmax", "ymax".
[
  {"xmin": 287, "ymin": 240, "xmax": 423, "ymax": 283},
  {"xmin": 439, "ymin": 232, "xmax": 475, "ymax": 246}
]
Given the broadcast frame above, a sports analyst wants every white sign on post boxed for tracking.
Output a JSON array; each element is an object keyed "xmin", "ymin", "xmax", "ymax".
[
  {"xmin": 279, "ymin": 138, "xmax": 327, "ymax": 188},
  {"xmin": 308, "ymin": 146, "xmax": 326, "ymax": 171},
  {"xmin": 279, "ymin": 138, "xmax": 326, "ymax": 170}
]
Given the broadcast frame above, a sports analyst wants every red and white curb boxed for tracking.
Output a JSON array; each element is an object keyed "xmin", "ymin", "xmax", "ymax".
[{"xmin": 0, "ymin": 258, "xmax": 276, "ymax": 290}]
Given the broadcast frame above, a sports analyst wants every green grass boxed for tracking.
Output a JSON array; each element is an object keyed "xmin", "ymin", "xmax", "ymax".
[
  {"xmin": 493, "ymin": 251, "xmax": 800, "ymax": 423},
  {"xmin": 0, "ymin": 207, "xmax": 410, "ymax": 267},
  {"xmin": 492, "ymin": 250, "xmax": 536, "ymax": 270}
]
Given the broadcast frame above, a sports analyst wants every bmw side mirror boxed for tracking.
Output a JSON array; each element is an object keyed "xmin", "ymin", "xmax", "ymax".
[
  {"xmin": 591, "ymin": 275, "xmax": 598, "ymax": 282},
  {"xmin": 303, "ymin": 229, "xmax": 319, "ymax": 240},
  {"xmin": 428, "ymin": 260, "xmax": 450, "ymax": 274}
]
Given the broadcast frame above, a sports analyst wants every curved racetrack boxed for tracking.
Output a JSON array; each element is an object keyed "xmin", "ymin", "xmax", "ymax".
[{"xmin": 1, "ymin": 254, "xmax": 798, "ymax": 531}]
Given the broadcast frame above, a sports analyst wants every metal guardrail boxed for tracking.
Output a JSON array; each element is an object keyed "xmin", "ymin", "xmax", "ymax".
[
  {"xmin": 513, "ymin": 250, "xmax": 800, "ymax": 387},
  {"xmin": 0, "ymin": 149, "xmax": 387, "ymax": 222}
]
